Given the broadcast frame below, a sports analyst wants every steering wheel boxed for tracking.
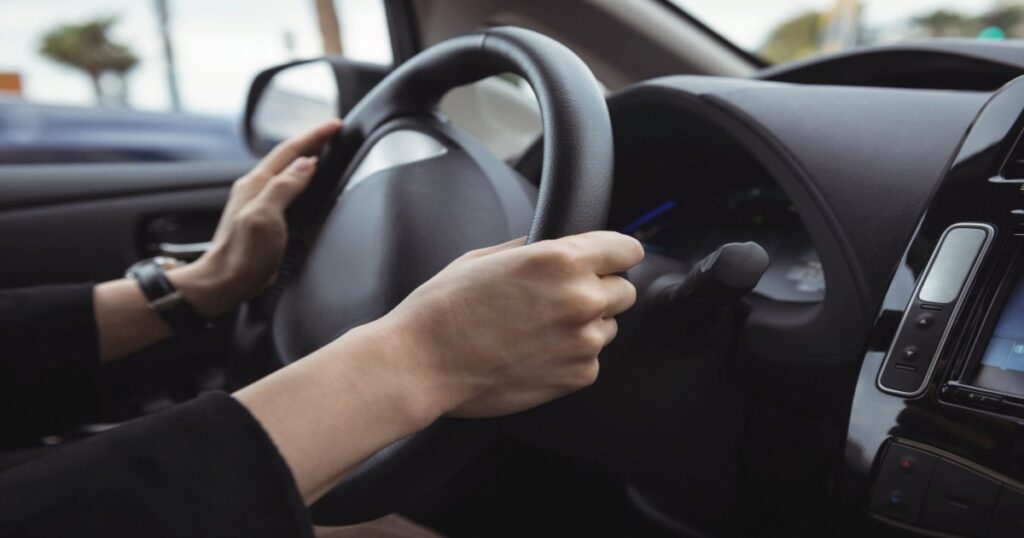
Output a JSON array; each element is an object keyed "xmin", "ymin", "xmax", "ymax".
[{"xmin": 237, "ymin": 27, "xmax": 613, "ymax": 524}]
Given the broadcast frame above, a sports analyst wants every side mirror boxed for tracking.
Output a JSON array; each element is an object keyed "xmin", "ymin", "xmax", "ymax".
[{"xmin": 243, "ymin": 58, "xmax": 388, "ymax": 156}]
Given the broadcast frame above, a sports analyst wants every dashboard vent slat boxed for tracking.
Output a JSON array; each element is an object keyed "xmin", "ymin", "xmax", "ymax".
[{"xmin": 1002, "ymin": 136, "xmax": 1024, "ymax": 180}]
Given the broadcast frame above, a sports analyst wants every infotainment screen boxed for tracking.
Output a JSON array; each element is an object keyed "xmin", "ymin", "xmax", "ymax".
[{"xmin": 974, "ymin": 274, "xmax": 1024, "ymax": 396}]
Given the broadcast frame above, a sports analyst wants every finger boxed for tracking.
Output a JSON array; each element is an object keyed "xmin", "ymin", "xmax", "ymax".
[
  {"xmin": 211, "ymin": 185, "xmax": 251, "ymax": 243},
  {"xmin": 565, "ymin": 231, "xmax": 645, "ymax": 275},
  {"xmin": 256, "ymin": 156, "xmax": 318, "ymax": 211},
  {"xmin": 253, "ymin": 119, "xmax": 342, "ymax": 180},
  {"xmin": 463, "ymin": 236, "xmax": 527, "ymax": 259},
  {"xmin": 596, "ymin": 317, "xmax": 619, "ymax": 346},
  {"xmin": 599, "ymin": 275, "xmax": 637, "ymax": 317}
]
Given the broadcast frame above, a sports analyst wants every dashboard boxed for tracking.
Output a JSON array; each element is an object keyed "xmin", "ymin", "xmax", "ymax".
[
  {"xmin": 844, "ymin": 78, "xmax": 1024, "ymax": 537},
  {"xmin": 513, "ymin": 41, "xmax": 1024, "ymax": 535},
  {"xmin": 588, "ymin": 67, "xmax": 998, "ymax": 536},
  {"xmin": 616, "ymin": 185, "xmax": 824, "ymax": 303}
]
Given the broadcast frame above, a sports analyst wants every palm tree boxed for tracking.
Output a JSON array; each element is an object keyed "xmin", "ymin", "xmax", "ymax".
[
  {"xmin": 978, "ymin": 6, "xmax": 1024, "ymax": 37},
  {"xmin": 760, "ymin": 12, "xmax": 824, "ymax": 64},
  {"xmin": 912, "ymin": 10, "xmax": 978, "ymax": 38},
  {"xmin": 39, "ymin": 17, "xmax": 138, "ymax": 106}
]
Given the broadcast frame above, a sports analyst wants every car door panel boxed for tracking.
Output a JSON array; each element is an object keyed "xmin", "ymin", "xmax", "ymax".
[
  {"xmin": 0, "ymin": 161, "xmax": 251, "ymax": 211},
  {"xmin": 0, "ymin": 161, "xmax": 251, "ymax": 287},
  {"xmin": 0, "ymin": 161, "xmax": 251, "ymax": 432}
]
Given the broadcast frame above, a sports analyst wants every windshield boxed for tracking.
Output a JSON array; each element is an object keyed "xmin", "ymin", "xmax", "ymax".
[{"xmin": 671, "ymin": 0, "xmax": 1020, "ymax": 64}]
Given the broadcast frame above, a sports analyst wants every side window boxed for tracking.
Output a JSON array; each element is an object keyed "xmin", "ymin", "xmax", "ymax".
[
  {"xmin": 440, "ymin": 74, "xmax": 543, "ymax": 162},
  {"xmin": 440, "ymin": 71, "xmax": 608, "ymax": 163},
  {"xmin": 334, "ymin": 0, "xmax": 394, "ymax": 65},
  {"xmin": 0, "ymin": 0, "xmax": 392, "ymax": 165}
]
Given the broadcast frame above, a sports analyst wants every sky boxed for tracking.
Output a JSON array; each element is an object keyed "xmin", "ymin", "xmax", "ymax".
[
  {"xmin": 0, "ymin": 0, "xmax": 1004, "ymax": 118},
  {"xmin": 0, "ymin": 0, "xmax": 391, "ymax": 118}
]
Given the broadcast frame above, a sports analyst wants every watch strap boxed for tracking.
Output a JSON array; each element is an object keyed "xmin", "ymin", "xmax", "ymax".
[{"xmin": 129, "ymin": 261, "xmax": 212, "ymax": 333}]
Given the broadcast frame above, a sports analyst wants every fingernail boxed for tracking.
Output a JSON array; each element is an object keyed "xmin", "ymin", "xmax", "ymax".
[{"xmin": 291, "ymin": 156, "xmax": 314, "ymax": 173}]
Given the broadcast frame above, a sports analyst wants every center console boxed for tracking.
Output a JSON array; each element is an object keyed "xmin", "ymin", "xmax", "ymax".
[{"xmin": 843, "ymin": 78, "xmax": 1024, "ymax": 536}]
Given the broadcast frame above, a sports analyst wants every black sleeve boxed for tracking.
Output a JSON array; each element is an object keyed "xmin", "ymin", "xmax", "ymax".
[
  {"xmin": 0, "ymin": 392, "xmax": 313, "ymax": 538},
  {"xmin": 0, "ymin": 284, "xmax": 102, "ymax": 445}
]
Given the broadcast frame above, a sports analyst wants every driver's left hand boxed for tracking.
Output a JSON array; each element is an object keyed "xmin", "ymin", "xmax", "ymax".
[{"xmin": 168, "ymin": 119, "xmax": 343, "ymax": 318}]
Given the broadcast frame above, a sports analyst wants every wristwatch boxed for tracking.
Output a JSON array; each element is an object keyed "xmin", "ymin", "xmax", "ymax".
[{"xmin": 125, "ymin": 256, "xmax": 213, "ymax": 333}]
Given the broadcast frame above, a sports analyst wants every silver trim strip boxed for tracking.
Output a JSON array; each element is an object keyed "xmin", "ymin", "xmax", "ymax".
[
  {"xmin": 988, "ymin": 176, "xmax": 1024, "ymax": 184},
  {"xmin": 158, "ymin": 241, "xmax": 212, "ymax": 260},
  {"xmin": 877, "ymin": 223, "xmax": 996, "ymax": 398},
  {"xmin": 344, "ymin": 130, "xmax": 449, "ymax": 193}
]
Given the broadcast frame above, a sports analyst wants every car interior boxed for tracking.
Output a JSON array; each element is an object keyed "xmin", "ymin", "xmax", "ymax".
[{"xmin": 5, "ymin": 0, "xmax": 1024, "ymax": 536}]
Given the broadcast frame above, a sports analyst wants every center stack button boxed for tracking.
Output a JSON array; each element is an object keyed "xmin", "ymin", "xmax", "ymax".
[{"xmin": 878, "ymin": 224, "xmax": 994, "ymax": 396}]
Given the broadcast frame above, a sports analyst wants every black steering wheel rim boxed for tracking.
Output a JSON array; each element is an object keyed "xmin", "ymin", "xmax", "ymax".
[
  {"xmin": 310, "ymin": 26, "xmax": 613, "ymax": 244},
  {"xmin": 237, "ymin": 26, "xmax": 614, "ymax": 524}
]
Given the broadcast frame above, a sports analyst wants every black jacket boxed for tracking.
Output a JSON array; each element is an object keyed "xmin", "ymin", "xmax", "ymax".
[{"xmin": 0, "ymin": 284, "xmax": 312, "ymax": 537}]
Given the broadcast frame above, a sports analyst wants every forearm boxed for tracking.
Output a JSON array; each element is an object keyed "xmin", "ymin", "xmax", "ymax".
[
  {"xmin": 233, "ymin": 320, "xmax": 443, "ymax": 504},
  {"xmin": 93, "ymin": 278, "xmax": 173, "ymax": 362}
]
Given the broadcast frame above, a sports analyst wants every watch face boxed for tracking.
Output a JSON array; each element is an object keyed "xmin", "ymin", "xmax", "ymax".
[
  {"xmin": 124, "ymin": 256, "xmax": 185, "ymax": 278},
  {"xmin": 152, "ymin": 256, "xmax": 186, "ymax": 271}
]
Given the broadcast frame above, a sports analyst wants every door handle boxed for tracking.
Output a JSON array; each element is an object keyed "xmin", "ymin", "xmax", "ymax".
[{"xmin": 157, "ymin": 241, "xmax": 212, "ymax": 260}]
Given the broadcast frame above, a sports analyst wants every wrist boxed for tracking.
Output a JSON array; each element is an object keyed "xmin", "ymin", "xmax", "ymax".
[
  {"xmin": 329, "ymin": 320, "xmax": 450, "ymax": 429},
  {"xmin": 166, "ymin": 260, "xmax": 239, "ymax": 318},
  {"xmin": 233, "ymin": 316, "xmax": 445, "ymax": 503}
]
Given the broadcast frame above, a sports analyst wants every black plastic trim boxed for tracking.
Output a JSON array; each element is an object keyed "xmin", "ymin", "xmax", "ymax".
[{"xmin": 384, "ymin": 0, "xmax": 422, "ymax": 64}]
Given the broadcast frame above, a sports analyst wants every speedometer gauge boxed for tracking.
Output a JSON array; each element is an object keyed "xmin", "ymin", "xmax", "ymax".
[
  {"xmin": 620, "ymin": 186, "xmax": 825, "ymax": 303},
  {"xmin": 755, "ymin": 244, "xmax": 825, "ymax": 303}
]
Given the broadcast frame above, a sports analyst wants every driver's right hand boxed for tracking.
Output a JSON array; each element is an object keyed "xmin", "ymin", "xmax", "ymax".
[
  {"xmin": 237, "ymin": 217, "xmax": 644, "ymax": 504},
  {"xmin": 362, "ymin": 231, "xmax": 644, "ymax": 419}
]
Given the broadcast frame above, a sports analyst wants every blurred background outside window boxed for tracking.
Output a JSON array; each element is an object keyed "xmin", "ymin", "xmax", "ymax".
[
  {"xmin": 4, "ymin": 0, "xmax": 1021, "ymax": 165},
  {"xmin": 0, "ymin": 0, "xmax": 391, "ymax": 164},
  {"xmin": 675, "ymin": 0, "xmax": 1024, "ymax": 64}
]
